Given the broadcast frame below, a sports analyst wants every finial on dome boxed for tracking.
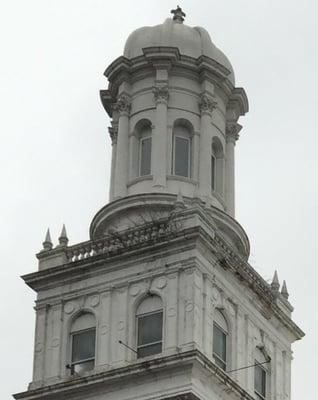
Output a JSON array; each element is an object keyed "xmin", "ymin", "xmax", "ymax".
[{"xmin": 171, "ymin": 6, "xmax": 186, "ymax": 23}]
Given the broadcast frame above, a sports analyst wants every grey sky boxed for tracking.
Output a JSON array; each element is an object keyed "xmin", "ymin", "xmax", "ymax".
[{"xmin": 1, "ymin": 1, "xmax": 316, "ymax": 398}]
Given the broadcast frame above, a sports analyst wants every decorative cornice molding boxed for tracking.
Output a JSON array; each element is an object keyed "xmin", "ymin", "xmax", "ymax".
[
  {"xmin": 13, "ymin": 350, "xmax": 255, "ymax": 400},
  {"xmin": 198, "ymin": 93, "xmax": 217, "ymax": 116},
  {"xmin": 226, "ymin": 122, "xmax": 242, "ymax": 143},
  {"xmin": 153, "ymin": 85, "xmax": 169, "ymax": 105}
]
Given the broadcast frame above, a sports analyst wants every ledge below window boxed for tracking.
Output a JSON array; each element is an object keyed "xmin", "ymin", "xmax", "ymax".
[
  {"xmin": 166, "ymin": 174, "xmax": 197, "ymax": 185},
  {"xmin": 127, "ymin": 175, "xmax": 153, "ymax": 187}
]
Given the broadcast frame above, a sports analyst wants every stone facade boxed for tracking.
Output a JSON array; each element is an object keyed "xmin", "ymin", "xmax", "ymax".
[{"xmin": 14, "ymin": 9, "xmax": 303, "ymax": 400}]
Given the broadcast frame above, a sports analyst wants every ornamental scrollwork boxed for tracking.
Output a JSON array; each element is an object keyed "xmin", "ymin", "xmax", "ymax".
[
  {"xmin": 114, "ymin": 94, "xmax": 131, "ymax": 116},
  {"xmin": 226, "ymin": 122, "xmax": 242, "ymax": 143},
  {"xmin": 153, "ymin": 85, "xmax": 169, "ymax": 104},
  {"xmin": 108, "ymin": 127, "xmax": 118, "ymax": 144},
  {"xmin": 198, "ymin": 93, "xmax": 217, "ymax": 115}
]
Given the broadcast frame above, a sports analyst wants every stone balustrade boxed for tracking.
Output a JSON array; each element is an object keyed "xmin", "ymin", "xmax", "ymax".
[{"xmin": 66, "ymin": 219, "xmax": 178, "ymax": 263}]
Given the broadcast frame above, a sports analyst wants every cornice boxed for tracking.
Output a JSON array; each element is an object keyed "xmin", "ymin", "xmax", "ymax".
[
  {"xmin": 13, "ymin": 350, "xmax": 255, "ymax": 400},
  {"xmin": 26, "ymin": 195, "xmax": 304, "ymax": 341},
  {"xmin": 102, "ymin": 47, "xmax": 236, "ymax": 102}
]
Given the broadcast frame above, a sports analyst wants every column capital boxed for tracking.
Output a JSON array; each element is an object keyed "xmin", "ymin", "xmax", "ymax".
[
  {"xmin": 199, "ymin": 93, "xmax": 217, "ymax": 116},
  {"xmin": 153, "ymin": 85, "xmax": 169, "ymax": 105},
  {"xmin": 108, "ymin": 127, "xmax": 118, "ymax": 144},
  {"xmin": 226, "ymin": 122, "xmax": 242, "ymax": 144},
  {"xmin": 108, "ymin": 120, "xmax": 119, "ymax": 144},
  {"xmin": 113, "ymin": 94, "xmax": 131, "ymax": 116}
]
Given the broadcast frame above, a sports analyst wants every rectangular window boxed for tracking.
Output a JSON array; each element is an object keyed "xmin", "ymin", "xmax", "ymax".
[
  {"xmin": 71, "ymin": 328, "xmax": 95, "ymax": 374},
  {"xmin": 254, "ymin": 363, "xmax": 266, "ymax": 399},
  {"xmin": 211, "ymin": 155, "xmax": 216, "ymax": 191},
  {"xmin": 139, "ymin": 137, "xmax": 152, "ymax": 176},
  {"xmin": 137, "ymin": 311, "xmax": 163, "ymax": 358},
  {"xmin": 174, "ymin": 136, "xmax": 190, "ymax": 177},
  {"xmin": 213, "ymin": 323, "xmax": 227, "ymax": 370}
]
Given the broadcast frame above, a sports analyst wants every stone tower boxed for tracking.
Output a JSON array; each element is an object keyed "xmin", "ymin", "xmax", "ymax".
[{"xmin": 14, "ymin": 8, "xmax": 304, "ymax": 400}]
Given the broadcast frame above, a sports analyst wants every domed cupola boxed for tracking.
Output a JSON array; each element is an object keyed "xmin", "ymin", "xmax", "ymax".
[
  {"xmin": 94, "ymin": 7, "xmax": 248, "ymax": 243},
  {"xmin": 123, "ymin": 12, "xmax": 235, "ymax": 84}
]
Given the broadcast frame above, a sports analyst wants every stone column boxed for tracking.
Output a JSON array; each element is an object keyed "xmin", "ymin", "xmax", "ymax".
[
  {"xmin": 113, "ymin": 94, "xmax": 131, "ymax": 199},
  {"xmin": 225, "ymin": 122, "xmax": 241, "ymax": 218},
  {"xmin": 198, "ymin": 93, "xmax": 217, "ymax": 200},
  {"xmin": 152, "ymin": 84, "xmax": 169, "ymax": 189},
  {"xmin": 108, "ymin": 119, "xmax": 118, "ymax": 201}
]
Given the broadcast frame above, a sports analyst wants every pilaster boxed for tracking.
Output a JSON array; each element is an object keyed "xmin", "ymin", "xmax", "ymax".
[
  {"xmin": 152, "ymin": 70, "xmax": 169, "ymax": 189},
  {"xmin": 113, "ymin": 93, "xmax": 131, "ymax": 199},
  {"xmin": 198, "ymin": 92, "xmax": 217, "ymax": 200},
  {"xmin": 225, "ymin": 121, "xmax": 241, "ymax": 218}
]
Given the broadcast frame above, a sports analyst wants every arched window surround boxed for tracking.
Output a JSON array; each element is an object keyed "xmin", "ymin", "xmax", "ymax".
[
  {"xmin": 134, "ymin": 293, "xmax": 164, "ymax": 359},
  {"xmin": 254, "ymin": 345, "xmax": 271, "ymax": 400},
  {"xmin": 67, "ymin": 310, "xmax": 97, "ymax": 376},
  {"xmin": 172, "ymin": 119, "xmax": 194, "ymax": 179},
  {"xmin": 212, "ymin": 307, "xmax": 231, "ymax": 371},
  {"xmin": 132, "ymin": 119, "xmax": 153, "ymax": 178}
]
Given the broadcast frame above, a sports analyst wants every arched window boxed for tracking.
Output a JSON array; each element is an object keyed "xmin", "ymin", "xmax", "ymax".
[
  {"xmin": 254, "ymin": 346, "xmax": 270, "ymax": 400},
  {"xmin": 213, "ymin": 309, "xmax": 228, "ymax": 371},
  {"xmin": 172, "ymin": 121, "xmax": 193, "ymax": 178},
  {"xmin": 136, "ymin": 295, "xmax": 163, "ymax": 358},
  {"xmin": 211, "ymin": 138, "xmax": 224, "ymax": 195},
  {"xmin": 70, "ymin": 313, "xmax": 96, "ymax": 375},
  {"xmin": 137, "ymin": 121, "xmax": 152, "ymax": 176}
]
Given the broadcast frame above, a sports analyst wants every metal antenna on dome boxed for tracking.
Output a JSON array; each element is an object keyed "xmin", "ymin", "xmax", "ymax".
[{"xmin": 171, "ymin": 6, "xmax": 186, "ymax": 23}]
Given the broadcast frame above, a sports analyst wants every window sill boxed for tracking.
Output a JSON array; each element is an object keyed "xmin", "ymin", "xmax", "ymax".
[
  {"xmin": 167, "ymin": 174, "xmax": 197, "ymax": 185},
  {"xmin": 127, "ymin": 175, "xmax": 153, "ymax": 187}
]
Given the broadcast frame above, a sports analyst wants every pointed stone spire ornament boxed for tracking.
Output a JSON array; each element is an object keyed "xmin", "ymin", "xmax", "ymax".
[
  {"xmin": 42, "ymin": 228, "xmax": 53, "ymax": 251},
  {"xmin": 281, "ymin": 280, "xmax": 289, "ymax": 300},
  {"xmin": 58, "ymin": 224, "xmax": 69, "ymax": 247},
  {"xmin": 171, "ymin": 6, "xmax": 186, "ymax": 23},
  {"xmin": 271, "ymin": 270, "xmax": 280, "ymax": 293}
]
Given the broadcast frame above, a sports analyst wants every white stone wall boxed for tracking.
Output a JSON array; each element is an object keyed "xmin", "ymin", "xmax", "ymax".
[
  {"xmin": 109, "ymin": 63, "xmax": 238, "ymax": 216},
  {"xmin": 31, "ymin": 240, "xmax": 293, "ymax": 400}
]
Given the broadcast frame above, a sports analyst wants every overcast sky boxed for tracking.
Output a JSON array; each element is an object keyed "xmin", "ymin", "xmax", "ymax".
[{"xmin": 1, "ymin": 1, "xmax": 317, "ymax": 398}]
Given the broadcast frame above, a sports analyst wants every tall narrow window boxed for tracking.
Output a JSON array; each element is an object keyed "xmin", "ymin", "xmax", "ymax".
[
  {"xmin": 172, "ymin": 122, "xmax": 193, "ymax": 178},
  {"xmin": 174, "ymin": 136, "xmax": 190, "ymax": 177},
  {"xmin": 139, "ymin": 136, "xmax": 152, "ymax": 176},
  {"xmin": 254, "ymin": 347, "xmax": 269, "ymax": 399},
  {"xmin": 254, "ymin": 364, "xmax": 266, "ymax": 399},
  {"xmin": 135, "ymin": 119, "xmax": 152, "ymax": 177},
  {"xmin": 211, "ymin": 154, "xmax": 216, "ymax": 191},
  {"xmin": 70, "ymin": 313, "xmax": 96, "ymax": 375},
  {"xmin": 136, "ymin": 295, "xmax": 163, "ymax": 358},
  {"xmin": 213, "ymin": 309, "xmax": 228, "ymax": 371}
]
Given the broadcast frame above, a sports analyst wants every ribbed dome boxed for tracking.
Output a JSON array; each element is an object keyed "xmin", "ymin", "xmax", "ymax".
[{"xmin": 124, "ymin": 18, "xmax": 235, "ymax": 84}]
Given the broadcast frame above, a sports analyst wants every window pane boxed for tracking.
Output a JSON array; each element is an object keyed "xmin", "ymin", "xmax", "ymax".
[
  {"xmin": 174, "ymin": 136, "xmax": 189, "ymax": 177},
  {"xmin": 211, "ymin": 155, "xmax": 216, "ymax": 190},
  {"xmin": 213, "ymin": 324, "xmax": 226, "ymax": 367},
  {"xmin": 137, "ymin": 343, "xmax": 162, "ymax": 358},
  {"xmin": 255, "ymin": 364, "xmax": 266, "ymax": 397},
  {"xmin": 138, "ymin": 312, "xmax": 163, "ymax": 346},
  {"xmin": 72, "ymin": 329, "xmax": 96, "ymax": 363},
  {"xmin": 140, "ymin": 137, "xmax": 151, "ymax": 176}
]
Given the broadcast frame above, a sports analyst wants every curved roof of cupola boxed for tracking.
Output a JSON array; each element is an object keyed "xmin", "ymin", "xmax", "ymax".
[{"xmin": 123, "ymin": 14, "xmax": 235, "ymax": 85}]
